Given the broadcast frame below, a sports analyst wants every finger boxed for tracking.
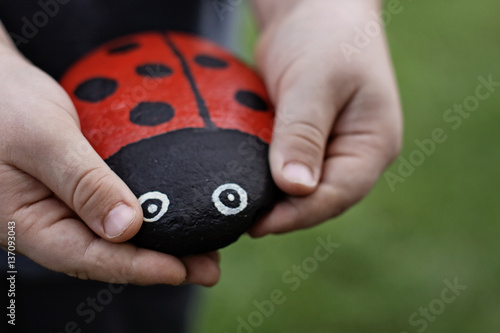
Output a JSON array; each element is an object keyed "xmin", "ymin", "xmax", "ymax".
[
  {"xmin": 12, "ymin": 195, "xmax": 187, "ymax": 285},
  {"xmin": 250, "ymin": 83, "xmax": 402, "ymax": 237},
  {"xmin": 249, "ymin": 152, "xmax": 384, "ymax": 237},
  {"xmin": 8, "ymin": 106, "xmax": 143, "ymax": 243},
  {"xmin": 3, "ymin": 164, "xmax": 218, "ymax": 286},
  {"xmin": 181, "ymin": 252, "xmax": 221, "ymax": 287},
  {"xmin": 261, "ymin": 59, "xmax": 356, "ymax": 197}
]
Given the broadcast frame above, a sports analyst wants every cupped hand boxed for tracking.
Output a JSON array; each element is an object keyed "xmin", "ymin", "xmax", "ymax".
[
  {"xmin": 250, "ymin": 0, "xmax": 403, "ymax": 236},
  {"xmin": 0, "ymin": 43, "xmax": 220, "ymax": 286}
]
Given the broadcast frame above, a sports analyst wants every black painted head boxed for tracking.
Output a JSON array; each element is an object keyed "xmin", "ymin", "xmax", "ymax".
[{"xmin": 106, "ymin": 128, "xmax": 280, "ymax": 256}]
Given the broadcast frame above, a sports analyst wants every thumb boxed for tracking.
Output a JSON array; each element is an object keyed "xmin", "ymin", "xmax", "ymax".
[
  {"xmin": 11, "ymin": 115, "xmax": 143, "ymax": 242},
  {"xmin": 268, "ymin": 75, "xmax": 341, "ymax": 196}
]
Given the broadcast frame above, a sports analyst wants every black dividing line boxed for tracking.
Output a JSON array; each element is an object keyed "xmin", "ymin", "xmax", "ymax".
[{"xmin": 163, "ymin": 33, "xmax": 216, "ymax": 129}]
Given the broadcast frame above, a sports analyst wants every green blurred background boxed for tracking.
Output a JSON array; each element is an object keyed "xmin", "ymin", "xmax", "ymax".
[{"xmin": 195, "ymin": 1, "xmax": 500, "ymax": 332}]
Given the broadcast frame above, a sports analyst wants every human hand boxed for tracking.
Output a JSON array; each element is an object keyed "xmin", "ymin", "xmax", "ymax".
[
  {"xmin": 0, "ymin": 29, "xmax": 220, "ymax": 286},
  {"xmin": 249, "ymin": 0, "xmax": 402, "ymax": 236}
]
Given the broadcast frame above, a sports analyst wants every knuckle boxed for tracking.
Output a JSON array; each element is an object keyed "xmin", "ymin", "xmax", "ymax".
[
  {"xmin": 76, "ymin": 237, "xmax": 133, "ymax": 283},
  {"xmin": 321, "ymin": 183, "xmax": 361, "ymax": 220},
  {"xmin": 72, "ymin": 167, "xmax": 116, "ymax": 214},
  {"xmin": 277, "ymin": 198, "xmax": 309, "ymax": 232},
  {"xmin": 70, "ymin": 237, "xmax": 101, "ymax": 281},
  {"xmin": 361, "ymin": 122, "xmax": 403, "ymax": 167},
  {"xmin": 277, "ymin": 120, "xmax": 326, "ymax": 157},
  {"xmin": 124, "ymin": 248, "xmax": 141, "ymax": 280},
  {"xmin": 318, "ymin": 185, "xmax": 344, "ymax": 216}
]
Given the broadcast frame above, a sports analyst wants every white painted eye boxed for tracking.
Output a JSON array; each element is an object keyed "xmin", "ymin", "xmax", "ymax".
[
  {"xmin": 212, "ymin": 183, "xmax": 248, "ymax": 216},
  {"xmin": 138, "ymin": 191, "xmax": 170, "ymax": 222}
]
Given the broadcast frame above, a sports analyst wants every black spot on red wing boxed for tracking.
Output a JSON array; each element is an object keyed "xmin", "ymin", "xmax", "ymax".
[
  {"xmin": 130, "ymin": 102, "xmax": 175, "ymax": 126},
  {"xmin": 74, "ymin": 77, "xmax": 118, "ymax": 103},
  {"xmin": 235, "ymin": 90, "xmax": 269, "ymax": 111},
  {"xmin": 108, "ymin": 42, "xmax": 140, "ymax": 54},
  {"xmin": 136, "ymin": 63, "xmax": 173, "ymax": 78},
  {"xmin": 194, "ymin": 54, "xmax": 228, "ymax": 69}
]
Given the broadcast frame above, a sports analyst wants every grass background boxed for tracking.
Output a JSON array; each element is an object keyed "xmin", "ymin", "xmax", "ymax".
[{"xmin": 194, "ymin": 0, "xmax": 500, "ymax": 332}]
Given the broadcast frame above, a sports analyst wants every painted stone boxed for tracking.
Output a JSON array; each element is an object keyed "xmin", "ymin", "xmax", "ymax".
[{"xmin": 59, "ymin": 31, "xmax": 280, "ymax": 256}]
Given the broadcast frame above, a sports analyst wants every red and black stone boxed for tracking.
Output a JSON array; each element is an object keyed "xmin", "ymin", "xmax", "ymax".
[{"xmin": 60, "ymin": 31, "xmax": 280, "ymax": 256}]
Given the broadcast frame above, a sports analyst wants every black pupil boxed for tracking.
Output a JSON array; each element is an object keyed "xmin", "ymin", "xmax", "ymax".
[
  {"xmin": 219, "ymin": 189, "xmax": 241, "ymax": 209},
  {"xmin": 142, "ymin": 199, "xmax": 163, "ymax": 219}
]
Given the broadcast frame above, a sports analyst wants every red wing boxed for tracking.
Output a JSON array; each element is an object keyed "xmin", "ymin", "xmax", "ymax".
[{"xmin": 60, "ymin": 32, "xmax": 205, "ymax": 160}]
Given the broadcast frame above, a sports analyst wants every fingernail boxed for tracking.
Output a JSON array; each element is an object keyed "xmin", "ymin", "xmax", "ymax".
[
  {"xmin": 282, "ymin": 162, "xmax": 317, "ymax": 188},
  {"xmin": 104, "ymin": 204, "xmax": 135, "ymax": 239}
]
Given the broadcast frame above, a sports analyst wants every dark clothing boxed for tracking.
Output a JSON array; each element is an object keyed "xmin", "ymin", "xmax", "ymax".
[
  {"xmin": 0, "ymin": 0, "xmax": 236, "ymax": 79},
  {"xmin": 1, "ymin": 259, "xmax": 197, "ymax": 332}
]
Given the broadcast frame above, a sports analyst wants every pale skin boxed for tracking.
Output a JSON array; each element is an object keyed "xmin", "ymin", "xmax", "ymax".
[{"xmin": 0, "ymin": 0, "xmax": 401, "ymax": 286}]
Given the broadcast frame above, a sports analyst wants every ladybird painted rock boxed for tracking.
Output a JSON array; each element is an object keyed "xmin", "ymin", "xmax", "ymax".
[{"xmin": 59, "ymin": 31, "xmax": 280, "ymax": 256}]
